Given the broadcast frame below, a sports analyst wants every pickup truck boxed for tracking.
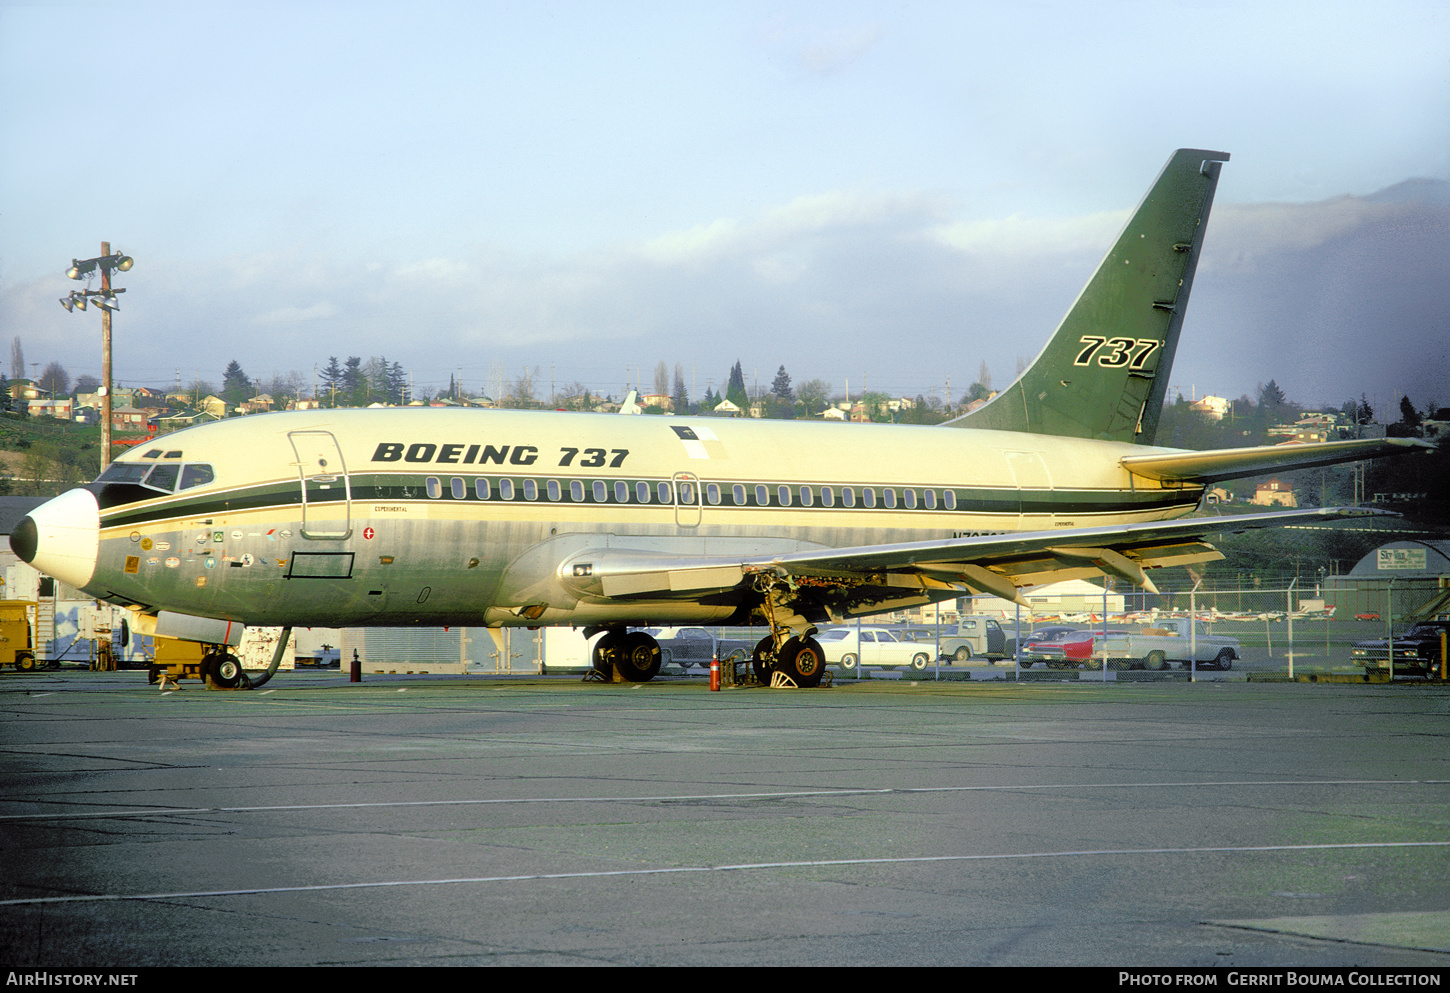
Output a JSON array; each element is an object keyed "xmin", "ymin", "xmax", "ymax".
[
  {"xmin": 1098, "ymin": 618, "xmax": 1239, "ymax": 670},
  {"xmin": 1351, "ymin": 620, "xmax": 1449, "ymax": 677},
  {"xmin": 931, "ymin": 615, "xmax": 1008, "ymax": 662},
  {"xmin": 1027, "ymin": 619, "xmax": 1239, "ymax": 670}
]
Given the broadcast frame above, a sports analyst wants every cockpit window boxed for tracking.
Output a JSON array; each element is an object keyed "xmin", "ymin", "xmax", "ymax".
[
  {"xmin": 142, "ymin": 449, "xmax": 163, "ymax": 459},
  {"xmin": 97, "ymin": 460, "xmax": 214, "ymax": 495},
  {"xmin": 179, "ymin": 464, "xmax": 215, "ymax": 490},
  {"xmin": 164, "ymin": 451, "xmax": 183, "ymax": 459},
  {"xmin": 144, "ymin": 464, "xmax": 180, "ymax": 492},
  {"xmin": 98, "ymin": 462, "xmax": 151, "ymax": 484}
]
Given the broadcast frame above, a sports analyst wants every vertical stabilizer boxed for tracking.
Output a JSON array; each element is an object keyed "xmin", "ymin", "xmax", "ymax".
[{"xmin": 946, "ymin": 149, "xmax": 1229, "ymax": 443}]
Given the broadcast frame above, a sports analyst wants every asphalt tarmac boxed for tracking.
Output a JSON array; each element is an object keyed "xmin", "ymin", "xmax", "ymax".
[{"xmin": 1, "ymin": 669, "xmax": 1447, "ymax": 968}]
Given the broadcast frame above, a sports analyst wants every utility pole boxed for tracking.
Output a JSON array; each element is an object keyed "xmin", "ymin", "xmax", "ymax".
[{"xmin": 60, "ymin": 242, "xmax": 132, "ymax": 469}]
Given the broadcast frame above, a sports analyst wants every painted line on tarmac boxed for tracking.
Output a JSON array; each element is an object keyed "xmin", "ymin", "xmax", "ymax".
[
  {"xmin": 4, "ymin": 840, "xmax": 1448, "ymax": 907},
  {"xmin": 2, "ymin": 779, "xmax": 1445, "ymax": 822}
]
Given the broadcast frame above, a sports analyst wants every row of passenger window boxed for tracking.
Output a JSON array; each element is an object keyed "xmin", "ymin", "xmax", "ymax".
[{"xmin": 423, "ymin": 476, "xmax": 961, "ymax": 511}]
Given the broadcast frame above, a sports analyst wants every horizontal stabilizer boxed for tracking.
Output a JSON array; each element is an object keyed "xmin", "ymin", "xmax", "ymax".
[{"xmin": 1121, "ymin": 437, "xmax": 1434, "ymax": 484}]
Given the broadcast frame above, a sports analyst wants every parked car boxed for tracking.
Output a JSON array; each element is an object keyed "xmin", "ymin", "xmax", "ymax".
[
  {"xmin": 1021, "ymin": 629, "xmax": 1117, "ymax": 669},
  {"xmin": 1355, "ymin": 613, "xmax": 1381, "ymax": 621},
  {"xmin": 816, "ymin": 627, "xmax": 935, "ymax": 672},
  {"xmin": 1003, "ymin": 624, "xmax": 1078, "ymax": 662},
  {"xmin": 1351, "ymin": 620, "xmax": 1449, "ymax": 677},
  {"xmin": 641, "ymin": 627, "xmax": 754, "ymax": 669}
]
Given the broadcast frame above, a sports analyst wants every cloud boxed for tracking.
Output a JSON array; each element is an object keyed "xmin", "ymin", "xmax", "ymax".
[
  {"xmin": 797, "ymin": 23, "xmax": 886, "ymax": 75},
  {"xmin": 10, "ymin": 179, "xmax": 1447, "ymax": 412}
]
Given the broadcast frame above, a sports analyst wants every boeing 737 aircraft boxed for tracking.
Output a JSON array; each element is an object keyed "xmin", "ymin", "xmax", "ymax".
[{"xmin": 12, "ymin": 149, "xmax": 1432, "ymax": 688}]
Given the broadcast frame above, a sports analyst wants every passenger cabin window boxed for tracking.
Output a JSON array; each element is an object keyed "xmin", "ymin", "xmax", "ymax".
[
  {"xmin": 821, "ymin": 487, "xmax": 834, "ymax": 508},
  {"xmin": 522, "ymin": 479, "xmax": 538, "ymax": 501},
  {"xmin": 426, "ymin": 477, "xmax": 442, "ymax": 499},
  {"xmin": 706, "ymin": 483, "xmax": 721, "ymax": 505},
  {"xmin": 944, "ymin": 490, "xmax": 957, "ymax": 511},
  {"xmin": 498, "ymin": 479, "xmax": 515, "ymax": 500},
  {"xmin": 862, "ymin": 488, "xmax": 876, "ymax": 509},
  {"xmin": 476, "ymin": 479, "xmax": 492, "ymax": 500},
  {"xmin": 570, "ymin": 480, "xmax": 585, "ymax": 502},
  {"xmin": 732, "ymin": 484, "xmax": 746, "ymax": 506},
  {"xmin": 451, "ymin": 477, "xmax": 466, "ymax": 500},
  {"xmin": 593, "ymin": 480, "xmax": 608, "ymax": 503}
]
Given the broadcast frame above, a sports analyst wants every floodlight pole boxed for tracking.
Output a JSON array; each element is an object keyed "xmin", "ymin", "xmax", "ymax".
[{"xmin": 100, "ymin": 241, "xmax": 114, "ymax": 468}]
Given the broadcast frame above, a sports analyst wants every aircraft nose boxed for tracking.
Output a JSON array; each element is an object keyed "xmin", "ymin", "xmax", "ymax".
[{"xmin": 10, "ymin": 488, "xmax": 101, "ymax": 590}]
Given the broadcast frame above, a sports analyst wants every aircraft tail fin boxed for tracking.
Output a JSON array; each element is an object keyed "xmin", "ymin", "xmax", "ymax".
[{"xmin": 946, "ymin": 148, "xmax": 1229, "ymax": 444}]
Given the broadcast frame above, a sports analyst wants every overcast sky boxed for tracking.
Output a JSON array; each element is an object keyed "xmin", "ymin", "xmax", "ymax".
[{"xmin": 3, "ymin": 1, "xmax": 1447, "ymax": 415}]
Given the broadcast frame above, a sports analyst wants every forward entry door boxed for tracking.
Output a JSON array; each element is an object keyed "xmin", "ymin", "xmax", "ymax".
[{"xmin": 289, "ymin": 430, "xmax": 352, "ymax": 539}]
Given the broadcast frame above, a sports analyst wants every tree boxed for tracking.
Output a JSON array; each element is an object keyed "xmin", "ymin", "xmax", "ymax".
[
  {"xmin": 653, "ymin": 361, "xmax": 669, "ymax": 398},
  {"xmin": 671, "ymin": 363, "xmax": 689, "ymax": 415},
  {"xmin": 10, "ymin": 337, "xmax": 23, "ymax": 383},
  {"xmin": 860, "ymin": 391, "xmax": 893, "ymax": 422},
  {"xmin": 74, "ymin": 374, "xmax": 100, "ymax": 395},
  {"xmin": 796, "ymin": 378, "xmax": 832, "ymax": 417},
  {"xmin": 320, "ymin": 356, "xmax": 344, "ymax": 405},
  {"xmin": 390, "ymin": 362, "xmax": 407, "ymax": 404},
  {"xmin": 726, "ymin": 361, "xmax": 748, "ymax": 410},
  {"xmin": 770, "ymin": 365, "xmax": 793, "ymax": 401},
  {"xmin": 342, "ymin": 357, "xmax": 363, "ymax": 406},
  {"xmin": 221, "ymin": 360, "xmax": 251, "ymax": 408},
  {"xmin": 38, "ymin": 361, "xmax": 69, "ymax": 397}
]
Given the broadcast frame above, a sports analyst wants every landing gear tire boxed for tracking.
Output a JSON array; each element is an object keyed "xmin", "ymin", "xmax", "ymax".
[
  {"xmin": 617, "ymin": 632, "xmax": 662, "ymax": 682},
  {"xmin": 204, "ymin": 651, "xmax": 244, "ymax": 689},
  {"xmin": 751, "ymin": 636, "xmax": 775, "ymax": 684},
  {"xmin": 837, "ymin": 652, "xmax": 858, "ymax": 673},
  {"xmin": 775, "ymin": 637, "xmax": 826, "ymax": 688},
  {"xmin": 1215, "ymin": 650, "xmax": 1234, "ymax": 671},
  {"xmin": 909, "ymin": 652, "xmax": 930, "ymax": 672},
  {"xmin": 592, "ymin": 631, "xmax": 624, "ymax": 675}
]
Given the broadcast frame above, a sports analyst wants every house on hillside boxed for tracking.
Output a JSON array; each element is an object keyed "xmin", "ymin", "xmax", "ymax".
[{"xmin": 1250, "ymin": 478, "xmax": 1297, "ymax": 507}]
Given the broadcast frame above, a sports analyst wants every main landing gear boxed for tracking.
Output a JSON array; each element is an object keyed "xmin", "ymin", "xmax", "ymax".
[
  {"xmin": 750, "ymin": 633, "xmax": 826, "ymax": 688},
  {"xmin": 590, "ymin": 629, "xmax": 662, "ymax": 682}
]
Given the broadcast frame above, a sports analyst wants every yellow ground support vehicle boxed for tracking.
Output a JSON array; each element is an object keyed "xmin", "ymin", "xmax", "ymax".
[{"xmin": 0, "ymin": 600, "xmax": 39, "ymax": 672}]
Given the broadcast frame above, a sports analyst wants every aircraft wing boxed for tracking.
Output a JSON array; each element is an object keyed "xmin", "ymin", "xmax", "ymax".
[
  {"xmin": 562, "ymin": 507, "xmax": 1390, "ymax": 621},
  {"xmin": 1121, "ymin": 437, "xmax": 1434, "ymax": 483}
]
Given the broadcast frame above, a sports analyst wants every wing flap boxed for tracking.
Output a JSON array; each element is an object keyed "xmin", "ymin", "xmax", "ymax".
[{"xmin": 1122, "ymin": 437, "xmax": 1433, "ymax": 483}]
